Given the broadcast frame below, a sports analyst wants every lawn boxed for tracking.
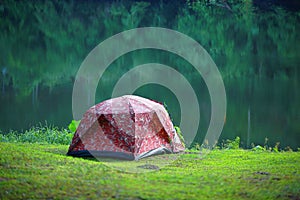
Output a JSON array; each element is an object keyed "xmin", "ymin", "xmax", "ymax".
[{"xmin": 0, "ymin": 142, "xmax": 299, "ymax": 199}]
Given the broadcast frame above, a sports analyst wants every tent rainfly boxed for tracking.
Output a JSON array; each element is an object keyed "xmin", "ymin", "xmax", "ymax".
[{"xmin": 67, "ymin": 95, "xmax": 184, "ymax": 160}]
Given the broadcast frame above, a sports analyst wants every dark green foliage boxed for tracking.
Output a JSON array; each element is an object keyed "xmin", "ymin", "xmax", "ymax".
[
  {"xmin": 182, "ymin": 0, "xmax": 300, "ymax": 79},
  {"xmin": 0, "ymin": 0, "xmax": 299, "ymax": 97}
]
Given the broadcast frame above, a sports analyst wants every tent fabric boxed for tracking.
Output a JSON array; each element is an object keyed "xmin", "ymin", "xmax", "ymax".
[{"xmin": 67, "ymin": 95, "xmax": 184, "ymax": 160}]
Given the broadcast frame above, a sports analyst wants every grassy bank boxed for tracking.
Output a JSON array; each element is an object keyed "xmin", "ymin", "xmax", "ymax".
[{"xmin": 0, "ymin": 142, "xmax": 299, "ymax": 199}]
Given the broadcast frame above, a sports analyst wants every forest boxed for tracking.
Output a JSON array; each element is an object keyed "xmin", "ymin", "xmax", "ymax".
[
  {"xmin": 1, "ymin": 0, "xmax": 299, "ymax": 97},
  {"xmin": 0, "ymin": 0, "xmax": 300, "ymax": 149}
]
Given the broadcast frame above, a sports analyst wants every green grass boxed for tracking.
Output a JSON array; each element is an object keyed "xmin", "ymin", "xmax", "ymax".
[
  {"xmin": 0, "ymin": 128, "xmax": 299, "ymax": 199},
  {"xmin": 0, "ymin": 125, "xmax": 73, "ymax": 145},
  {"xmin": 0, "ymin": 142, "xmax": 299, "ymax": 199}
]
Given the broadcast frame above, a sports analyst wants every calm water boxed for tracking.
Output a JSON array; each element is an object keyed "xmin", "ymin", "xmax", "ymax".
[
  {"xmin": 0, "ymin": 1, "xmax": 299, "ymax": 149},
  {"xmin": 1, "ymin": 76, "xmax": 299, "ymax": 149}
]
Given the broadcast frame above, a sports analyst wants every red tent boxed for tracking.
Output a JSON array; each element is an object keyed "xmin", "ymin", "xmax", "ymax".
[{"xmin": 67, "ymin": 95, "xmax": 184, "ymax": 160}]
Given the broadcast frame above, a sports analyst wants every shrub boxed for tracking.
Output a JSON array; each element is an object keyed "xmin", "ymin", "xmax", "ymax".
[
  {"xmin": 0, "ymin": 124, "xmax": 73, "ymax": 145},
  {"xmin": 223, "ymin": 136, "xmax": 240, "ymax": 150}
]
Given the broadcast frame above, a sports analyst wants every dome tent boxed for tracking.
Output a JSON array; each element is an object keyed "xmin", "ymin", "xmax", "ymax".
[{"xmin": 67, "ymin": 95, "xmax": 184, "ymax": 160}]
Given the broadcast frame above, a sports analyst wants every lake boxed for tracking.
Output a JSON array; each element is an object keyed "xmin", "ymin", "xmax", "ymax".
[{"xmin": 0, "ymin": 0, "xmax": 299, "ymax": 149}]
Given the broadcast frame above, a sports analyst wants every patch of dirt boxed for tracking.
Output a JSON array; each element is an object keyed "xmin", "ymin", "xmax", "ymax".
[
  {"xmin": 286, "ymin": 194, "xmax": 300, "ymax": 200},
  {"xmin": 277, "ymin": 194, "xmax": 300, "ymax": 200},
  {"xmin": 137, "ymin": 164, "xmax": 160, "ymax": 170},
  {"xmin": 255, "ymin": 171, "xmax": 270, "ymax": 175},
  {"xmin": 0, "ymin": 177, "xmax": 10, "ymax": 182}
]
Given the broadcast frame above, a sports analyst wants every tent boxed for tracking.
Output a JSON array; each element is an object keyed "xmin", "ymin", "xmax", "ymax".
[{"xmin": 67, "ymin": 95, "xmax": 184, "ymax": 160}]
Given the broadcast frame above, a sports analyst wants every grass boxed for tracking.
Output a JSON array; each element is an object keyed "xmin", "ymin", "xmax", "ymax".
[
  {"xmin": 0, "ymin": 125, "xmax": 73, "ymax": 145},
  {"xmin": 0, "ymin": 128, "xmax": 300, "ymax": 199}
]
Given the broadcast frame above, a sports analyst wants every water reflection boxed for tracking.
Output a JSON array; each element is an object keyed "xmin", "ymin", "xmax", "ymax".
[
  {"xmin": 1, "ymin": 67, "xmax": 7, "ymax": 94},
  {"xmin": 0, "ymin": 1, "xmax": 299, "ymax": 149}
]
